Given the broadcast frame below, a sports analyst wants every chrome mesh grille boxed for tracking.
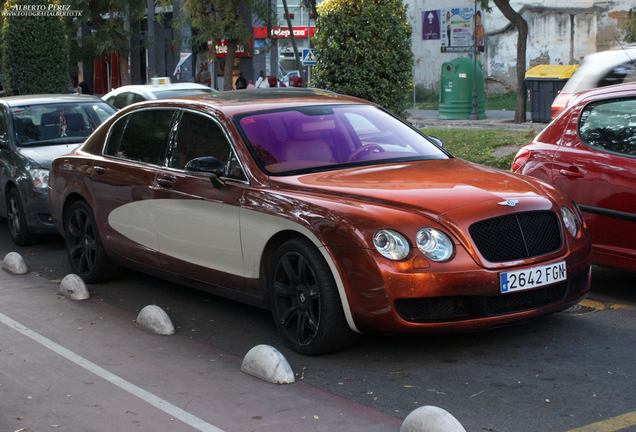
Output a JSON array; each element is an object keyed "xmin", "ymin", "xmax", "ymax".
[{"xmin": 469, "ymin": 211, "xmax": 562, "ymax": 262}]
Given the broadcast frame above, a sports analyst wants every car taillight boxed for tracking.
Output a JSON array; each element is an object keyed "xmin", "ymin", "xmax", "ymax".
[
  {"xmin": 511, "ymin": 148, "xmax": 531, "ymax": 173},
  {"xmin": 551, "ymin": 92, "xmax": 573, "ymax": 119}
]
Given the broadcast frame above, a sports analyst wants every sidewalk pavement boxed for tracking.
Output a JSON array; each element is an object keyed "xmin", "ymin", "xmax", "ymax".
[
  {"xmin": 0, "ymin": 268, "xmax": 403, "ymax": 432},
  {"xmin": 407, "ymin": 109, "xmax": 548, "ymax": 132}
]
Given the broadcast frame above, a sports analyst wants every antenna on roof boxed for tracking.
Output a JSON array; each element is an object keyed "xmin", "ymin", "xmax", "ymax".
[{"xmin": 615, "ymin": 36, "xmax": 636, "ymax": 66}]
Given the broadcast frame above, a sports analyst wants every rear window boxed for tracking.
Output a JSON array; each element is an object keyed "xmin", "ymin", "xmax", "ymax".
[
  {"xmin": 578, "ymin": 98, "xmax": 636, "ymax": 156},
  {"xmin": 236, "ymin": 104, "xmax": 447, "ymax": 175}
]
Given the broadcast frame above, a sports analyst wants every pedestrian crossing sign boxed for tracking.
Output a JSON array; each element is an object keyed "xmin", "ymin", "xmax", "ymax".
[{"xmin": 302, "ymin": 49, "xmax": 316, "ymax": 65}]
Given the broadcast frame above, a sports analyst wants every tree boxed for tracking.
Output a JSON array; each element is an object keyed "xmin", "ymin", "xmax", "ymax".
[
  {"xmin": 312, "ymin": 0, "xmax": 413, "ymax": 119},
  {"xmin": 72, "ymin": 0, "xmax": 147, "ymax": 87},
  {"xmin": 2, "ymin": 0, "xmax": 69, "ymax": 94},
  {"xmin": 622, "ymin": 7, "xmax": 636, "ymax": 43},
  {"xmin": 479, "ymin": 0, "xmax": 528, "ymax": 124},
  {"xmin": 166, "ymin": 0, "xmax": 276, "ymax": 91}
]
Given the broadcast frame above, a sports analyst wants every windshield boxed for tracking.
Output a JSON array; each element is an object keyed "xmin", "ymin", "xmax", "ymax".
[
  {"xmin": 12, "ymin": 101, "xmax": 116, "ymax": 146},
  {"xmin": 237, "ymin": 104, "xmax": 448, "ymax": 175}
]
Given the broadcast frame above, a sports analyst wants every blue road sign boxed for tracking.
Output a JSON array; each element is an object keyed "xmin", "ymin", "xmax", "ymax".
[{"xmin": 302, "ymin": 49, "xmax": 316, "ymax": 65}]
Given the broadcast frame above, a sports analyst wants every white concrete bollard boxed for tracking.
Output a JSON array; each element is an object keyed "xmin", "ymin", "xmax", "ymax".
[
  {"xmin": 400, "ymin": 406, "xmax": 466, "ymax": 432},
  {"xmin": 59, "ymin": 274, "xmax": 90, "ymax": 300},
  {"xmin": 241, "ymin": 344, "xmax": 295, "ymax": 385},
  {"xmin": 136, "ymin": 305, "xmax": 175, "ymax": 335},
  {"xmin": 2, "ymin": 252, "xmax": 28, "ymax": 274}
]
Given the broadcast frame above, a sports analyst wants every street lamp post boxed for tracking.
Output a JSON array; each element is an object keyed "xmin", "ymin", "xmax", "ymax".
[{"xmin": 469, "ymin": 0, "xmax": 479, "ymax": 120}]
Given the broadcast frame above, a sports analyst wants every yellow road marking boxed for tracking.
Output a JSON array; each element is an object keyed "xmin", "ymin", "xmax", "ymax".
[
  {"xmin": 579, "ymin": 299, "xmax": 636, "ymax": 311},
  {"xmin": 568, "ymin": 412, "xmax": 636, "ymax": 432}
]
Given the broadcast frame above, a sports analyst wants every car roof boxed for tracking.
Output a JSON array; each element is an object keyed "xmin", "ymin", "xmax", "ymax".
[
  {"xmin": 569, "ymin": 81, "xmax": 636, "ymax": 107},
  {"xmin": 104, "ymin": 83, "xmax": 215, "ymax": 97},
  {"xmin": 0, "ymin": 94, "xmax": 106, "ymax": 107},
  {"xmin": 117, "ymin": 88, "xmax": 372, "ymax": 117}
]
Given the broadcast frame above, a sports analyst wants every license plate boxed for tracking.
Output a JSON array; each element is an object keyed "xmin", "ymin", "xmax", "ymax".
[{"xmin": 500, "ymin": 261, "xmax": 566, "ymax": 293}]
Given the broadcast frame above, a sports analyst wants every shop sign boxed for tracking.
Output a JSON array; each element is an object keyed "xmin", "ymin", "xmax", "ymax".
[
  {"xmin": 253, "ymin": 26, "xmax": 316, "ymax": 39},
  {"xmin": 212, "ymin": 39, "xmax": 252, "ymax": 58}
]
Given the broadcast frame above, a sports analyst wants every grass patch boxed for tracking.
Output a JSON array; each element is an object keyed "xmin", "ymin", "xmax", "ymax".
[
  {"xmin": 414, "ymin": 91, "xmax": 525, "ymax": 111},
  {"xmin": 424, "ymin": 128, "xmax": 537, "ymax": 170}
]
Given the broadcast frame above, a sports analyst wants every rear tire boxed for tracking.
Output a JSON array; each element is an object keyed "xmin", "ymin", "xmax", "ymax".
[
  {"xmin": 65, "ymin": 200, "xmax": 120, "ymax": 283},
  {"xmin": 269, "ymin": 237, "xmax": 357, "ymax": 355}
]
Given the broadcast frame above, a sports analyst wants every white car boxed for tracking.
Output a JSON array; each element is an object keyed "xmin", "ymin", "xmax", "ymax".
[
  {"xmin": 551, "ymin": 46, "xmax": 636, "ymax": 119},
  {"xmin": 103, "ymin": 83, "xmax": 217, "ymax": 109}
]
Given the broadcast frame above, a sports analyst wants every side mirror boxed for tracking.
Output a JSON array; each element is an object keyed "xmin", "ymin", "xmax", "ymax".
[
  {"xmin": 428, "ymin": 136, "xmax": 444, "ymax": 148},
  {"xmin": 185, "ymin": 156, "xmax": 226, "ymax": 189}
]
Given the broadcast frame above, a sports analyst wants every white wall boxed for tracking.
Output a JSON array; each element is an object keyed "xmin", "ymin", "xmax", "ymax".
[{"xmin": 406, "ymin": 0, "xmax": 633, "ymax": 93}]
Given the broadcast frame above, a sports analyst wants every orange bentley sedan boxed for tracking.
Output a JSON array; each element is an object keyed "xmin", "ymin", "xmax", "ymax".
[{"xmin": 48, "ymin": 89, "xmax": 592, "ymax": 355}]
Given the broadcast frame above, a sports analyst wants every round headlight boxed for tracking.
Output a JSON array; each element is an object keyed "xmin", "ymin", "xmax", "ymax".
[
  {"xmin": 373, "ymin": 230, "xmax": 410, "ymax": 260},
  {"xmin": 416, "ymin": 228, "xmax": 453, "ymax": 261},
  {"xmin": 561, "ymin": 206, "xmax": 578, "ymax": 237}
]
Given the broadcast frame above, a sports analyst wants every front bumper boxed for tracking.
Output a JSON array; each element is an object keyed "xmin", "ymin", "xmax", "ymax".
[
  {"xmin": 20, "ymin": 185, "xmax": 58, "ymax": 234},
  {"xmin": 328, "ymin": 240, "xmax": 592, "ymax": 334}
]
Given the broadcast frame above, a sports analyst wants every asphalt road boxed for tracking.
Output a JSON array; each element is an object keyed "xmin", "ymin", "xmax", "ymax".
[{"xmin": 1, "ymin": 222, "xmax": 635, "ymax": 432}]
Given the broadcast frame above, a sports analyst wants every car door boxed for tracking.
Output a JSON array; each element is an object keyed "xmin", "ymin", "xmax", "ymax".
[
  {"xmin": 89, "ymin": 108, "xmax": 178, "ymax": 267},
  {"xmin": 151, "ymin": 110, "xmax": 253, "ymax": 293},
  {"xmin": 552, "ymin": 97, "xmax": 636, "ymax": 262}
]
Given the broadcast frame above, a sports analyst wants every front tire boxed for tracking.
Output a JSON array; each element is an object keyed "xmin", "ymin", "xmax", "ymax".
[
  {"xmin": 65, "ymin": 200, "xmax": 120, "ymax": 283},
  {"xmin": 269, "ymin": 237, "xmax": 357, "ymax": 355},
  {"xmin": 7, "ymin": 188, "xmax": 37, "ymax": 246}
]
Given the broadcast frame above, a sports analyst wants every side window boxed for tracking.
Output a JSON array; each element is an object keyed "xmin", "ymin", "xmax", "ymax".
[
  {"xmin": 104, "ymin": 117, "xmax": 128, "ymax": 156},
  {"xmin": 598, "ymin": 61, "xmax": 636, "ymax": 87},
  {"xmin": 132, "ymin": 93, "xmax": 146, "ymax": 104},
  {"xmin": 169, "ymin": 111, "xmax": 244, "ymax": 179},
  {"xmin": 105, "ymin": 109, "xmax": 176, "ymax": 164},
  {"xmin": 111, "ymin": 92, "xmax": 130, "ymax": 109},
  {"xmin": 579, "ymin": 98, "xmax": 636, "ymax": 156}
]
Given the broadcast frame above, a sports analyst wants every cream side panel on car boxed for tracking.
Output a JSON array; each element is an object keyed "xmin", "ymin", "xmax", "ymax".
[
  {"xmin": 108, "ymin": 199, "xmax": 243, "ymax": 276},
  {"xmin": 153, "ymin": 199, "xmax": 243, "ymax": 276},
  {"xmin": 107, "ymin": 199, "xmax": 359, "ymax": 333},
  {"xmin": 108, "ymin": 200, "xmax": 160, "ymax": 251}
]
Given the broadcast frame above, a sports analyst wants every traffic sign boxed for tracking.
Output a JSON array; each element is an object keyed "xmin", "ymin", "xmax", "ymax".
[{"xmin": 302, "ymin": 49, "xmax": 316, "ymax": 65}]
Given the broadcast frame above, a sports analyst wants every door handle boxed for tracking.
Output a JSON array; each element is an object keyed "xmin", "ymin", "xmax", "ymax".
[
  {"xmin": 94, "ymin": 165, "xmax": 107, "ymax": 175},
  {"xmin": 156, "ymin": 177, "xmax": 175, "ymax": 188},
  {"xmin": 559, "ymin": 169, "xmax": 584, "ymax": 178}
]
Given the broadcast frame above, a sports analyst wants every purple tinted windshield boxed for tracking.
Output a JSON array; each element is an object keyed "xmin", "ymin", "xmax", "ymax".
[{"xmin": 238, "ymin": 105, "xmax": 447, "ymax": 174}]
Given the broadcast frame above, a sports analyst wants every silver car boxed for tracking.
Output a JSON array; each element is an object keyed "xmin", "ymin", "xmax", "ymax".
[{"xmin": 0, "ymin": 94, "xmax": 116, "ymax": 245}]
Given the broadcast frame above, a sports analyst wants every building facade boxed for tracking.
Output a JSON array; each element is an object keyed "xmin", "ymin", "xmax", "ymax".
[{"xmin": 405, "ymin": 0, "xmax": 634, "ymax": 93}]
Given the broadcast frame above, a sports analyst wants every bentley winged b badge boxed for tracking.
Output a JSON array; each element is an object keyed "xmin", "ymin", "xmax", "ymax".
[{"xmin": 498, "ymin": 200, "xmax": 519, "ymax": 207}]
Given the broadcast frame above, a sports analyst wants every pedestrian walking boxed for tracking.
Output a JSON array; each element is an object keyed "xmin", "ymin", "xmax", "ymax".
[
  {"xmin": 255, "ymin": 71, "xmax": 269, "ymax": 89},
  {"xmin": 235, "ymin": 72, "xmax": 247, "ymax": 90}
]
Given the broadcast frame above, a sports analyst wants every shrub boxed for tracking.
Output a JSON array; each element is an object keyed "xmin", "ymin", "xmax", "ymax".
[
  {"xmin": 313, "ymin": 0, "xmax": 413, "ymax": 119},
  {"xmin": 2, "ymin": 0, "xmax": 69, "ymax": 95}
]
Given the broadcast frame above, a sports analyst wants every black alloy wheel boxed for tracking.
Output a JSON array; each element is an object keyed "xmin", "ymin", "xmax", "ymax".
[
  {"xmin": 270, "ymin": 237, "xmax": 357, "ymax": 355},
  {"xmin": 65, "ymin": 200, "xmax": 119, "ymax": 283}
]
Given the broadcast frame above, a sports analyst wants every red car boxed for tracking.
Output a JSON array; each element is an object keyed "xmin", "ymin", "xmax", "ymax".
[
  {"xmin": 513, "ymin": 82, "xmax": 636, "ymax": 272},
  {"xmin": 49, "ymin": 88, "xmax": 592, "ymax": 355}
]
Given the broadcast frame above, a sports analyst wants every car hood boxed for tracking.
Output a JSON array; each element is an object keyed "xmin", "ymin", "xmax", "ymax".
[
  {"xmin": 271, "ymin": 158, "xmax": 552, "ymax": 219},
  {"xmin": 19, "ymin": 143, "xmax": 81, "ymax": 169}
]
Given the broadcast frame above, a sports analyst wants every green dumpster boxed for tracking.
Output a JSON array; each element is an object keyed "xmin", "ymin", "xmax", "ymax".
[{"xmin": 438, "ymin": 58, "xmax": 486, "ymax": 120}]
